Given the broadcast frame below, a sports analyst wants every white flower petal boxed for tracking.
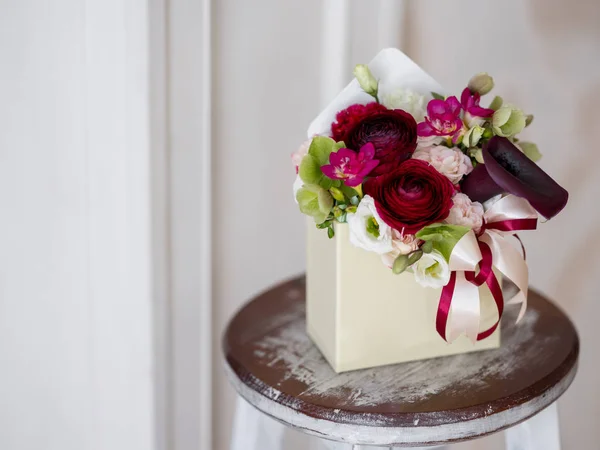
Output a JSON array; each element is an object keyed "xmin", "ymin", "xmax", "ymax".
[
  {"xmin": 347, "ymin": 195, "xmax": 394, "ymax": 254},
  {"xmin": 414, "ymin": 250, "xmax": 451, "ymax": 288}
]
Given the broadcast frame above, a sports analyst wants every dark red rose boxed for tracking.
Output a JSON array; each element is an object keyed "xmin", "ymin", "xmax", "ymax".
[
  {"xmin": 364, "ymin": 159, "xmax": 455, "ymax": 234},
  {"xmin": 331, "ymin": 102, "xmax": 417, "ymax": 176}
]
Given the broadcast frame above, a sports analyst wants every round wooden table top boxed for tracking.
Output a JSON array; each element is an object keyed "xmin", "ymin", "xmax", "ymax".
[{"xmin": 223, "ymin": 276, "xmax": 579, "ymax": 447}]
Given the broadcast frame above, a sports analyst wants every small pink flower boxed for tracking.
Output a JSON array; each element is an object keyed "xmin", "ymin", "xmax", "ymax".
[
  {"xmin": 460, "ymin": 88, "xmax": 494, "ymax": 127},
  {"xmin": 413, "ymin": 145, "xmax": 473, "ymax": 184},
  {"xmin": 291, "ymin": 139, "xmax": 312, "ymax": 173},
  {"xmin": 417, "ymin": 96, "xmax": 463, "ymax": 142},
  {"xmin": 321, "ymin": 143, "xmax": 379, "ymax": 187},
  {"xmin": 381, "ymin": 230, "xmax": 420, "ymax": 268},
  {"xmin": 446, "ymin": 193, "xmax": 484, "ymax": 233}
]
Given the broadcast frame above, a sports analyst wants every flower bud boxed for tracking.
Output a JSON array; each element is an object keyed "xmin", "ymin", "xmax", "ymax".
[
  {"xmin": 468, "ymin": 72, "xmax": 494, "ymax": 95},
  {"xmin": 492, "ymin": 105, "xmax": 526, "ymax": 137},
  {"xmin": 463, "ymin": 125, "xmax": 484, "ymax": 148},
  {"xmin": 525, "ymin": 114, "xmax": 534, "ymax": 127},
  {"xmin": 354, "ymin": 64, "xmax": 378, "ymax": 97},
  {"xmin": 329, "ymin": 186, "xmax": 345, "ymax": 202},
  {"xmin": 489, "ymin": 96, "xmax": 503, "ymax": 111},
  {"xmin": 392, "ymin": 254, "xmax": 410, "ymax": 274},
  {"xmin": 407, "ymin": 250, "xmax": 424, "ymax": 265},
  {"xmin": 469, "ymin": 147, "xmax": 485, "ymax": 164},
  {"xmin": 518, "ymin": 141, "xmax": 542, "ymax": 162}
]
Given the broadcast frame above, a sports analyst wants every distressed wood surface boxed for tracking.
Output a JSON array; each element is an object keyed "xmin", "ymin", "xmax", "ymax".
[{"xmin": 223, "ymin": 276, "xmax": 578, "ymax": 446}]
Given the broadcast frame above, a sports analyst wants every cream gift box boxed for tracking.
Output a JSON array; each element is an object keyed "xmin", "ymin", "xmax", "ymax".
[{"xmin": 306, "ymin": 222, "xmax": 500, "ymax": 373}]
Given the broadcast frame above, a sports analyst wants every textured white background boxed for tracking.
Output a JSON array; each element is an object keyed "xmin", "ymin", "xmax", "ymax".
[{"xmin": 212, "ymin": 1, "xmax": 600, "ymax": 449}]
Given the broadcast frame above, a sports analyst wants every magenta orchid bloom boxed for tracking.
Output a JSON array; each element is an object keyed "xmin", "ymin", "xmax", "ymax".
[
  {"xmin": 461, "ymin": 87, "xmax": 494, "ymax": 125},
  {"xmin": 417, "ymin": 96, "xmax": 463, "ymax": 142},
  {"xmin": 321, "ymin": 143, "xmax": 379, "ymax": 187}
]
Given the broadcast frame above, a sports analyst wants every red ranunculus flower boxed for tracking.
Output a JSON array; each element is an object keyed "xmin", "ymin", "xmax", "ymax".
[
  {"xmin": 331, "ymin": 102, "xmax": 417, "ymax": 176},
  {"xmin": 364, "ymin": 159, "xmax": 455, "ymax": 234}
]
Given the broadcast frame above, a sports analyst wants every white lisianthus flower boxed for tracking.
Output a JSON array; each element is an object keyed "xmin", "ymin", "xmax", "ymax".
[
  {"xmin": 347, "ymin": 195, "xmax": 394, "ymax": 254},
  {"xmin": 446, "ymin": 193, "xmax": 484, "ymax": 233},
  {"xmin": 381, "ymin": 230, "xmax": 420, "ymax": 268},
  {"xmin": 414, "ymin": 250, "xmax": 451, "ymax": 288},
  {"xmin": 413, "ymin": 146, "xmax": 473, "ymax": 184},
  {"xmin": 381, "ymin": 88, "xmax": 428, "ymax": 123}
]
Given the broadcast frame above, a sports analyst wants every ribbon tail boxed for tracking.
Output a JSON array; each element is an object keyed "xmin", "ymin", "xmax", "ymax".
[
  {"xmin": 447, "ymin": 272, "xmax": 481, "ymax": 343},
  {"xmin": 481, "ymin": 231, "xmax": 529, "ymax": 323},
  {"xmin": 436, "ymin": 272, "xmax": 456, "ymax": 342}
]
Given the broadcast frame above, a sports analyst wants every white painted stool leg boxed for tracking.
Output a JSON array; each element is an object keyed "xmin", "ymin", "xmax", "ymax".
[
  {"xmin": 230, "ymin": 395, "xmax": 286, "ymax": 450},
  {"xmin": 504, "ymin": 402, "xmax": 561, "ymax": 450}
]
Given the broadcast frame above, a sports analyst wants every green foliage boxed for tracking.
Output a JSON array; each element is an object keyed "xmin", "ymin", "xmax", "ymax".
[
  {"xmin": 296, "ymin": 184, "xmax": 333, "ymax": 224},
  {"xmin": 298, "ymin": 137, "xmax": 345, "ymax": 190},
  {"xmin": 519, "ymin": 142, "xmax": 542, "ymax": 162},
  {"xmin": 416, "ymin": 223, "xmax": 471, "ymax": 262},
  {"xmin": 431, "ymin": 92, "xmax": 445, "ymax": 100},
  {"xmin": 489, "ymin": 95, "xmax": 503, "ymax": 111}
]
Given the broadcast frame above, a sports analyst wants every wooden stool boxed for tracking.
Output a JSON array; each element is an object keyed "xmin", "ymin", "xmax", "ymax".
[{"xmin": 223, "ymin": 276, "xmax": 578, "ymax": 449}]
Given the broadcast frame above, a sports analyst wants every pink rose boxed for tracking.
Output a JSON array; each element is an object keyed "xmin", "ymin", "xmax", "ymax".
[
  {"xmin": 413, "ymin": 146, "xmax": 473, "ymax": 184},
  {"xmin": 446, "ymin": 193, "xmax": 484, "ymax": 233},
  {"xmin": 381, "ymin": 230, "xmax": 420, "ymax": 268}
]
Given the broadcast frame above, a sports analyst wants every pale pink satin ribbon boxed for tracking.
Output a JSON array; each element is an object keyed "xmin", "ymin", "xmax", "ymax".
[{"xmin": 438, "ymin": 195, "xmax": 538, "ymax": 342}]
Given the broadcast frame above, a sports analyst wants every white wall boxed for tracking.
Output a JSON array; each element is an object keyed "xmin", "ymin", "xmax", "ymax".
[
  {"xmin": 0, "ymin": 1, "xmax": 155, "ymax": 449},
  {"xmin": 211, "ymin": 1, "xmax": 600, "ymax": 450}
]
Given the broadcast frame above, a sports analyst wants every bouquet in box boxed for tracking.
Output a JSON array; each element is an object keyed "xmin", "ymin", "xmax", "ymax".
[{"xmin": 293, "ymin": 49, "xmax": 568, "ymax": 348}]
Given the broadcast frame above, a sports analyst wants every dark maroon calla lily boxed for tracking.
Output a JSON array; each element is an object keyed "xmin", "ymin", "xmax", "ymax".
[{"xmin": 460, "ymin": 137, "xmax": 568, "ymax": 219}]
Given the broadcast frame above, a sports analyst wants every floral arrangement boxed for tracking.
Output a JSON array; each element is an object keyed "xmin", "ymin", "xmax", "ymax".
[{"xmin": 293, "ymin": 53, "xmax": 568, "ymax": 342}]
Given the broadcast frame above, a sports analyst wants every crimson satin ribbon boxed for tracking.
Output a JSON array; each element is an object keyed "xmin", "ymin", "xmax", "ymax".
[{"xmin": 436, "ymin": 217, "xmax": 537, "ymax": 342}]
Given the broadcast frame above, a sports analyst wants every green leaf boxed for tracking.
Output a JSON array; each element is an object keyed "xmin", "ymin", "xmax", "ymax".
[
  {"xmin": 334, "ymin": 141, "xmax": 346, "ymax": 151},
  {"xmin": 431, "ymin": 92, "xmax": 445, "ymax": 100},
  {"xmin": 339, "ymin": 185, "xmax": 359, "ymax": 200},
  {"xmin": 519, "ymin": 142, "xmax": 542, "ymax": 162},
  {"xmin": 327, "ymin": 226, "xmax": 335, "ymax": 239},
  {"xmin": 416, "ymin": 223, "xmax": 470, "ymax": 262}
]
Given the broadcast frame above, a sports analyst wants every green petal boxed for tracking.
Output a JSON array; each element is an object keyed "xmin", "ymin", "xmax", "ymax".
[{"xmin": 415, "ymin": 223, "xmax": 470, "ymax": 262}]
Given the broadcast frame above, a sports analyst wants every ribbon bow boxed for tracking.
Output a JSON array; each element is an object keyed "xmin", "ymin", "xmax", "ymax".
[{"xmin": 436, "ymin": 195, "xmax": 538, "ymax": 343}]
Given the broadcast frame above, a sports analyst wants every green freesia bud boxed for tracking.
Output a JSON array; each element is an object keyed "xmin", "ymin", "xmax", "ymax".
[
  {"xmin": 489, "ymin": 95, "xmax": 503, "ymax": 111},
  {"xmin": 525, "ymin": 114, "xmax": 534, "ymax": 127},
  {"xmin": 407, "ymin": 250, "xmax": 423, "ymax": 266},
  {"xmin": 492, "ymin": 105, "xmax": 526, "ymax": 137},
  {"xmin": 468, "ymin": 147, "xmax": 485, "ymax": 164},
  {"xmin": 463, "ymin": 125, "xmax": 484, "ymax": 148},
  {"xmin": 468, "ymin": 72, "xmax": 494, "ymax": 95},
  {"xmin": 353, "ymin": 64, "xmax": 378, "ymax": 98},
  {"xmin": 519, "ymin": 142, "xmax": 542, "ymax": 162},
  {"xmin": 392, "ymin": 254, "xmax": 410, "ymax": 274},
  {"xmin": 329, "ymin": 186, "xmax": 345, "ymax": 202}
]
